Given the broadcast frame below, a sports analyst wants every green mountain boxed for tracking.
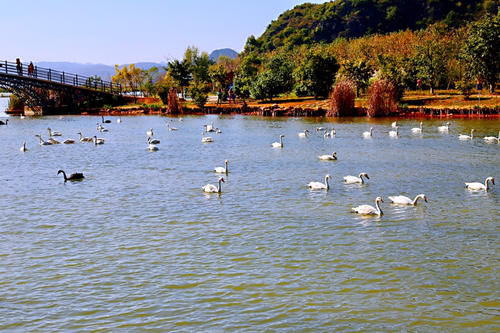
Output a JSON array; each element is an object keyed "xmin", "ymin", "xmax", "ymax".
[
  {"xmin": 249, "ymin": 0, "xmax": 496, "ymax": 52},
  {"xmin": 209, "ymin": 48, "xmax": 238, "ymax": 62}
]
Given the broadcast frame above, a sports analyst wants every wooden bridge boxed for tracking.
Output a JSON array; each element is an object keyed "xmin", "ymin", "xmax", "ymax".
[{"xmin": 0, "ymin": 60, "xmax": 124, "ymax": 114}]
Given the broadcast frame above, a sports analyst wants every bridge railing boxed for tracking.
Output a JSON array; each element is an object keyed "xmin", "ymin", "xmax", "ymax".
[{"xmin": 0, "ymin": 60, "xmax": 122, "ymax": 95}]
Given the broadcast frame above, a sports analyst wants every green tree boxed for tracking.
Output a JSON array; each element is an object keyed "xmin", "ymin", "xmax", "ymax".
[
  {"xmin": 460, "ymin": 13, "xmax": 500, "ymax": 93},
  {"xmin": 294, "ymin": 49, "xmax": 339, "ymax": 98},
  {"xmin": 189, "ymin": 80, "xmax": 211, "ymax": 107},
  {"xmin": 167, "ymin": 60, "xmax": 190, "ymax": 97},
  {"xmin": 250, "ymin": 55, "xmax": 293, "ymax": 101},
  {"xmin": 337, "ymin": 60, "xmax": 372, "ymax": 97},
  {"xmin": 414, "ymin": 25, "xmax": 450, "ymax": 95},
  {"xmin": 209, "ymin": 63, "xmax": 228, "ymax": 90},
  {"xmin": 233, "ymin": 53, "xmax": 261, "ymax": 99}
]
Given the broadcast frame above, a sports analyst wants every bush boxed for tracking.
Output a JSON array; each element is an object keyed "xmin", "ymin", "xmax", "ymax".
[
  {"xmin": 367, "ymin": 79, "xmax": 399, "ymax": 117},
  {"xmin": 167, "ymin": 88, "xmax": 182, "ymax": 114},
  {"xmin": 189, "ymin": 80, "xmax": 210, "ymax": 108},
  {"xmin": 8, "ymin": 94, "xmax": 24, "ymax": 111},
  {"xmin": 327, "ymin": 79, "xmax": 356, "ymax": 117},
  {"xmin": 455, "ymin": 79, "xmax": 474, "ymax": 100}
]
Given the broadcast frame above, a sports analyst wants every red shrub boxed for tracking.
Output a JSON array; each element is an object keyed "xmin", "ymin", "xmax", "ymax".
[
  {"xmin": 327, "ymin": 79, "xmax": 356, "ymax": 117},
  {"xmin": 167, "ymin": 88, "xmax": 183, "ymax": 114},
  {"xmin": 367, "ymin": 79, "xmax": 399, "ymax": 117}
]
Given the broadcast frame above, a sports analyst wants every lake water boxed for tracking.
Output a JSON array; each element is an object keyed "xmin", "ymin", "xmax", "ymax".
[{"xmin": 1, "ymin": 97, "xmax": 499, "ymax": 331}]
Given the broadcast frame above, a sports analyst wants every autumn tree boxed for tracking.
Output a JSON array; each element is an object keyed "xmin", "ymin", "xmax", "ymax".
[{"xmin": 337, "ymin": 60, "xmax": 373, "ymax": 97}]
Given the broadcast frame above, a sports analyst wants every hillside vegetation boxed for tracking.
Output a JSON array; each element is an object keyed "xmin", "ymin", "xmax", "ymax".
[{"xmin": 247, "ymin": 0, "xmax": 497, "ymax": 52}]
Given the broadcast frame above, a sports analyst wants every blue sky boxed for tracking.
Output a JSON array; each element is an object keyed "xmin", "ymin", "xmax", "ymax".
[{"xmin": 3, "ymin": 0, "xmax": 327, "ymax": 65}]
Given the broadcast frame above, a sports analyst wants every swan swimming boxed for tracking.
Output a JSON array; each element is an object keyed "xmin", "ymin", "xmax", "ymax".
[
  {"xmin": 458, "ymin": 129, "xmax": 474, "ymax": 140},
  {"xmin": 391, "ymin": 121, "xmax": 398, "ymax": 128},
  {"xmin": 388, "ymin": 194, "xmax": 427, "ymax": 206},
  {"xmin": 93, "ymin": 136, "xmax": 105, "ymax": 145},
  {"xmin": 344, "ymin": 173, "xmax": 370, "ymax": 184},
  {"xmin": 214, "ymin": 160, "xmax": 229, "ymax": 174},
  {"xmin": 438, "ymin": 122, "xmax": 451, "ymax": 132},
  {"xmin": 77, "ymin": 132, "xmax": 93, "ymax": 142},
  {"xmin": 352, "ymin": 197, "xmax": 384, "ymax": 216},
  {"xmin": 62, "ymin": 138, "xmax": 75, "ymax": 144},
  {"xmin": 363, "ymin": 127, "xmax": 373, "ymax": 138},
  {"xmin": 148, "ymin": 137, "xmax": 160, "ymax": 144},
  {"xmin": 117, "ymin": 117, "xmax": 122, "ymax": 123},
  {"xmin": 465, "ymin": 177, "xmax": 495, "ymax": 191},
  {"xmin": 35, "ymin": 134, "xmax": 53, "ymax": 146},
  {"xmin": 389, "ymin": 126, "xmax": 399, "ymax": 137},
  {"xmin": 484, "ymin": 131, "xmax": 500, "ymax": 143},
  {"xmin": 271, "ymin": 135, "xmax": 285, "ymax": 148},
  {"xmin": 298, "ymin": 129, "xmax": 309, "ymax": 138},
  {"xmin": 202, "ymin": 132, "xmax": 213, "ymax": 143},
  {"xmin": 318, "ymin": 152, "xmax": 337, "ymax": 160},
  {"xmin": 48, "ymin": 127, "xmax": 62, "ymax": 137},
  {"xmin": 203, "ymin": 177, "xmax": 224, "ymax": 193},
  {"xmin": 147, "ymin": 128, "xmax": 154, "ymax": 137},
  {"xmin": 308, "ymin": 174, "xmax": 331, "ymax": 191},
  {"xmin": 20, "ymin": 142, "xmax": 27, "ymax": 152},
  {"xmin": 167, "ymin": 123, "xmax": 178, "ymax": 131},
  {"xmin": 412, "ymin": 122, "xmax": 423, "ymax": 134},
  {"xmin": 58, "ymin": 169, "xmax": 84, "ymax": 182}
]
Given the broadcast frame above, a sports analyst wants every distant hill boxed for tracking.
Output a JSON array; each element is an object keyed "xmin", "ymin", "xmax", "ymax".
[
  {"xmin": 209, "ymin": 48, "xmax": 238, "ymax": 62},
  {"xmin": 35, "ymin": 61, "xmax": 167, "ymax": 80},
  {"xmin": 250, "ymin": 0, "xmax": 495, "ymax": 52}
]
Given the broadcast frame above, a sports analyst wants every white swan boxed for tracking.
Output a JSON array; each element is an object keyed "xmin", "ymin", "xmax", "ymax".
[
  {"xmin": 412, "ymin": 122, "xmax": 423, "ymax": 134},
  {"xmin": 352, "ymin": 197, "xmax": 384, "ymax": 216},
  {"xmin": 389, "ymin": 126, "xmax": 399, "ymax": 137},
  {"xmin": 344, "ymin": 173, "xmax": 370, "ymax": 184},
  {"xmin": 388, "ymin": 194, "xmax": 427, "ymax": 206},
  {"xmin": 62, "ymin": 138, "xmax": 75, "ymax": 144},
  {"xmin": 214, "ymin": 160, "xmax": 229, "ymax": 173},
  {"xmin": 438, "ymin": 122, "xmax": 451, "ymax": 132},
  {"xmin": 48, "ymin": 127, "xmax": 62, "ymax": 137},
  {"xmin": 308, "ymin": 174, "xmax": 331, "ymax": 191},
  {"xmin": 148, "ymin": 143, "xmax": 159, "ymax": 151},
  {"xmin": 458, "ymin": 129, "xmax": 474, "ymax": 140},
  {"xmin": 117, "ymin": 117, "xmax": 122, "ymax": 123},
  {"xmin": 465, "ymin": 177, "xmax": 495, "ymax": 191},
  {"xmin": 147, "ymin": 128, "xmax": 154, "ymax": 137},
  {"xmin": 202, "ymin": 132, "xmax": 213, "ymax": 143},
  {"xmin": 93, "ymin": 136, "xmax": 105, "ymax": 145},
  {"xmin": 148, "ymin": 137, "xmax": 160, "ymax": 144},
  {"xmin": 97, "ymin": 123, "xmax": 109, "ymax": 132},
  {"xmin": 298, "ymin": 129, "xmax": 309, "ymax": 138},
  {"xmin": 484, "ymin": 131, "xmax": 500, "ymax": 143},
  {"xmin": 316, "ymin": 127, "xmax": 325, "ymax": 131},
  {"xmin": 77, "ymin": 132, "xmax": 93, "ymax": 142},
  {"xmin": 205, "ymin": 122, "xmax": 215, "ymax": 132},
  {"xmin": 20, "ymin": 141, "xmax": 27, "ymax": 152},
  {"xmin": 271, "ymin": 135, "xmax": 285, "ymax": 148},
  {"xmin": 324, "ymin": 128, "xmax": 336, "ymax": 138},
  {"xmin": 363, "ymin": 127, "xmax": 373, "ymax": 138},
  {"xmin": 203, "ymin": 177, "xmax": 224, "ymax": 193},
  {"xmin": 216, "ymin": 128, "xmax": 222, "ymax": 134},
  {"xmin": 318, "ymin": 152, "xmax": 337, "ymax": 160},
  {"xmin": 391, "ymin": 121, "xmax": 398, "ymax": 128},
  {"xmin": 35, "ymin": 134, "xmax": 52, "ymax": 146},
  {"xmin": 167, "ymin": 123, "xmax": 178, "ymax": 131}
]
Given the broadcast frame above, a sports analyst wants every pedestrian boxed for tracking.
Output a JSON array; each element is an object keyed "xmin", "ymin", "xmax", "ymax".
[
  {"xmin": 216, "ymin": 88, "xmax": 222, "ymax": 105},
  {"xmin": 28, "ymin": 62, "xmax": 34, "ymax": 77},
  {"xmin": 16, "ymin": 58, "xmax": 23, "ymax": 76}
]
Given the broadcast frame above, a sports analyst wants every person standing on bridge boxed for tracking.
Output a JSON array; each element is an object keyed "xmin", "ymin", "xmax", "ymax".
[
  {"xmin": 16, "ymin": 58, "xmax": 23, "ymax": 76},
  {"xmin": 28, "ymin": 62, "xmax": 34, "ymax": 76}
]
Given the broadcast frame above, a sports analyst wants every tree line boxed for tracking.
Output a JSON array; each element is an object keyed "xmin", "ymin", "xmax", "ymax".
[{"xmin": 110, "ymin": 13, "xmax": 499, "ymax": 108}]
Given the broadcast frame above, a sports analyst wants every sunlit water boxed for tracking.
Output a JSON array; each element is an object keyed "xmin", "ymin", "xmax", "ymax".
[{"xmin": 1, "ymin": 97, "xmax": 499, "ymax": 331}]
